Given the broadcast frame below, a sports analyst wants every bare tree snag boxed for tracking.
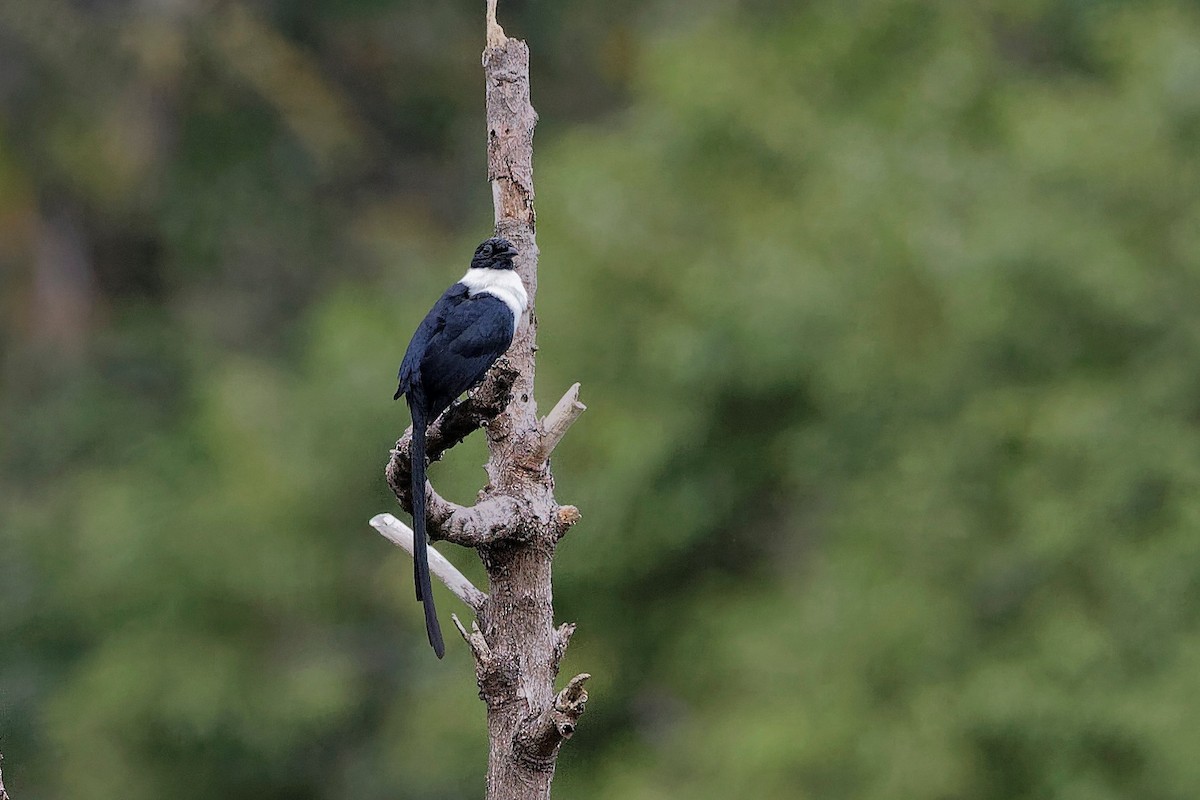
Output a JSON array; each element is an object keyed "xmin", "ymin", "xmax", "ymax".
[{"xmin": 371, "ymin": 3, "xmax": 587, "ymax": 798}]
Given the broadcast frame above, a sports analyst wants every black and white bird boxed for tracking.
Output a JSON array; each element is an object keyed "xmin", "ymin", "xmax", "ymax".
[{"xmin": 394, "ymin": 237, "xmax": 528, "ymax": 657}]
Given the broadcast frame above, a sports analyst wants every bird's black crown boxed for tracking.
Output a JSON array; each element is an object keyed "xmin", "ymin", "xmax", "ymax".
[{"xmin": 470, "ymin": 237, "xmax": 519, "ymax": 270}]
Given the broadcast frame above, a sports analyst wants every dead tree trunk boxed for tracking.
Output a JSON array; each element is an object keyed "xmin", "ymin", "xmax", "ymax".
[{"xmin": 370, "ymin": 2, "xmax": 588, "ymax": 798}]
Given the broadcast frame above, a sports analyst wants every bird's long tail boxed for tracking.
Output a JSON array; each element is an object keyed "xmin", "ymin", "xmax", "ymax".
[{"xmin": 409, "ymin": 405, "xmax": 445, "ymax": 658}]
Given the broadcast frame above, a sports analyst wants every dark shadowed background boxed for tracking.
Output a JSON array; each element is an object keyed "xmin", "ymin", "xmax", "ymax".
[{"xmin": 3, "ymin": 0, "xmax": 1200, "ymax": 797}]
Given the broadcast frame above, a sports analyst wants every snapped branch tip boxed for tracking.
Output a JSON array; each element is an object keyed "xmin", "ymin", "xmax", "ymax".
[
  {"xmin": 525, "ymin": 383, "xmax": 586, "ymax": 468},
  {"xmin": 485, "ymin": 0, "xmax": 506, "ymax": 48},
  {"xmin": 562, "ymin": 672, "xmax": 591, "ymax": 698},
  {"xmin": 452, "ymin": 613, "xmax": 492, "ymax": 662}
]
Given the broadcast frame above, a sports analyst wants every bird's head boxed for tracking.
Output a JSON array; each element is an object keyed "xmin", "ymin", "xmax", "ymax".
[{"xmin": 470, "ymin": 237, "xmax": 519, "ymax": 270}]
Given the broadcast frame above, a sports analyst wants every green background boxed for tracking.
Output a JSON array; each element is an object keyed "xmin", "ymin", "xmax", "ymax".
[{"xmin": 3, "ymin": 0, "xmax": 1200, "ymax": 797}]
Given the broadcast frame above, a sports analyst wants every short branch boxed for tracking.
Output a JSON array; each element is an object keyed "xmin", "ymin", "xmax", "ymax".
[
  {"xmin": 553, "ymin": 673, "xmax": 591, "ymax": 739},
  {"xmin": 514, "ymin": 673, "xmax": 591, "ymax": 767},
  {"xmin": 382, "ymin": 477, "xmax": 494, "ymax": 547},
  {"xmin": 369, "ymin": 514, "xmax": 487, "ymax": 611},
  {"xmin": 521, "ymin": 383, "xmax": 586, "ymax": 468},
  {"xmin": 383, "ymin": 463, "xmax": 527, "ymax": 549},
  {"xmin": 0, "ymin": 752, "xmax": 9, "ymax": 800},
  {"xmin": 552, "ymin": 505, "xmax": 582, "ymax": 540},
  {"xmin": 453, "ymin": 614, "xmax": 521, "ymax": 708},
  {"xmin": 552, "ymin": 622, "xmax": 576, "ymax": 673},
  {"xmin": 426, "ymin": 494, "xmax": 525, "ymax": 547},
  {"xmin": 452, "ymin": 613, "xmax": 493, "ymax": 661}
]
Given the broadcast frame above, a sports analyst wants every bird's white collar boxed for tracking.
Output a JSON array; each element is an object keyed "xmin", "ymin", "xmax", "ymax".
[{"xmin": 459, "ymin": 268, "xmax": 528, "ymax": 331}]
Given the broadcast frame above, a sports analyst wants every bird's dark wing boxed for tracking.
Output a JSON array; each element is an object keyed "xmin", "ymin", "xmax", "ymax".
[
  {"xmin": 395, "ymin": 283, "xmax": 470, "ymax": 400},
  {"xmin": 418, "ymin": 294, "xmax": 515, "ymax": 416}
]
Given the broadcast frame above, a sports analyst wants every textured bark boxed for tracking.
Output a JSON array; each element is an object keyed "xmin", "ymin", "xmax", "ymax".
[
  {"xmin": 378, "ymin": 4, "xmax": 587, "ymax": 799},
  {"xmin": 0, "ymin": 752, "xmax": 11, "ymax": 800}
]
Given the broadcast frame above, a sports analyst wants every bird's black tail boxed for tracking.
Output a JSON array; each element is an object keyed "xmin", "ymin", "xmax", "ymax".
[{"xmin": 409, "ymin": 404, "xmax": 445, "ymax": 658}]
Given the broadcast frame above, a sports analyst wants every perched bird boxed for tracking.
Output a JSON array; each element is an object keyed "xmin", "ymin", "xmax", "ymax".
[{"xmin": 394, "ymin": 237, "xmax": 528, "ymax": 657}]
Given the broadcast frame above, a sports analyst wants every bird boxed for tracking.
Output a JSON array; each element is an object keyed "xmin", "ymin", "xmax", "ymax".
[{"xmin": 394, "ymin": 237, "xmax": 529, "ymax": 657}]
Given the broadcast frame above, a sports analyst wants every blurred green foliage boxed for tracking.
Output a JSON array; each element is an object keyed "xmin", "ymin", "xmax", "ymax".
[{"xmin": 3, "ymin": 0, "xmax": 1200, "ymax": 798}]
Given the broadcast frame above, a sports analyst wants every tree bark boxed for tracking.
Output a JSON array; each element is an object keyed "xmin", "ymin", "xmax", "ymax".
[{"xmin": 375, "ymin": 3, "xmax": 588, "ymax": 798}]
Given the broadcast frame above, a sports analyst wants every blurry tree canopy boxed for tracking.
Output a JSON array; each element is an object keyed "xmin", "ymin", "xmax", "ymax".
[{"xmin": 3, "ymin": 1, "xmax": 1200, "ymax": 799}]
